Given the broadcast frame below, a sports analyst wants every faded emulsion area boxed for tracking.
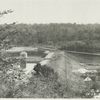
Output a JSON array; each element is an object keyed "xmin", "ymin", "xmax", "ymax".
[{"xmin": 1, "ymin": 0, "xmax": 100, "ymax": 99}]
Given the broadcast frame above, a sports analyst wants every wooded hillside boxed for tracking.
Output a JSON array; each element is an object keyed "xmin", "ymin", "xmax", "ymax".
[{"xmin": 1, "ymin": 23, "xmax": 100, "ymax": 52}]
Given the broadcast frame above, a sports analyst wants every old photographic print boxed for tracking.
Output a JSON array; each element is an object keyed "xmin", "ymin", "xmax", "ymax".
[{"xmin": 0, "ymin": 0, "xmax": 100, "ymax": 99}]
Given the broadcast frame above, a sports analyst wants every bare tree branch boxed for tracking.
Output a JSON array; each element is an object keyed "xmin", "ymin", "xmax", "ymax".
[{"xmin": 0, "ymin": 9, "xmax": 13, "ymax": 17}]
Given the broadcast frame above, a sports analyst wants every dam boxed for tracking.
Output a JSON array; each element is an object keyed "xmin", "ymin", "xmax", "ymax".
[{"xmin": 4, "ymin": 46, "xmax": 88, "ymax": 94}]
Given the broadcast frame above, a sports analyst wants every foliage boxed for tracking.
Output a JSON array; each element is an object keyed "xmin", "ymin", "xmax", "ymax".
[
  {"xmin": 1, "ymin": 23, "xmax": 100, "ymax": 52},
  {"xmin": 0, "ymin": 9, "xmax": 100, "ymax": 98}
]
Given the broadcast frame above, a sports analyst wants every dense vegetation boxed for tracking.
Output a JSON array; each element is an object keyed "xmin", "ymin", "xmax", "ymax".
[
  {"xmin": 1, "ymin": 23, "xmax": 100, "ymax": 52},
  {"xmin": 1, "ymin": 10, "xmax": 100, "ymax": 98}
]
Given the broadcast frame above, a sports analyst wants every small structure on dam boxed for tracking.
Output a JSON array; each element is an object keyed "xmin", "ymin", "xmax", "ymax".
[{"xmin": 20, "ymin": 51, "xmax": 27, "ymax": 69}]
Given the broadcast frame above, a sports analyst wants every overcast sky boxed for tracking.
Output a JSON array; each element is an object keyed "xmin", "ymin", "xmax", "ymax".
[{"xmin": 0, "ymin": 0, "xmax": 100, "ymax": 24}]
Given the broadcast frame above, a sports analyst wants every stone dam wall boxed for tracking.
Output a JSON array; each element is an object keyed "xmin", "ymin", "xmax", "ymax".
[{"xmin": 47, "ymin": 51, "xmax": 86, "ymax": 93}]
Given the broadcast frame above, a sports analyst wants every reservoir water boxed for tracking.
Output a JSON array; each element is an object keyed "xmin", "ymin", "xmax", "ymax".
[{"xmin": 68, "ymin": 52, "xmax": 100, "ymax": 64}]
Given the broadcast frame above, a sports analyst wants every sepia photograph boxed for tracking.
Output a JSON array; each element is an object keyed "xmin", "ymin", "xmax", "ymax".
[{"xmin": 0, "ymin": 0, "xmax": 100, "ymax": 98}]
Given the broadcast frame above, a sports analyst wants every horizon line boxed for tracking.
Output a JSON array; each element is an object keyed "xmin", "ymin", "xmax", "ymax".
[{"xmin": 1, "ymin": 22, "xmax": 100, "ymax": 25}]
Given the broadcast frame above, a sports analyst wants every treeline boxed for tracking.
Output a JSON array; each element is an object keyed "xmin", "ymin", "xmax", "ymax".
[{"xmin": 1, "ymin": 23, "xmax": 100, "ymax": 52}]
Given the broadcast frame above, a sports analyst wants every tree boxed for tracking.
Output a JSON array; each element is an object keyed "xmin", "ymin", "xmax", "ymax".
[{"xmin": 0, "ymin": 9, "xmax": 13, "ymax": 17}]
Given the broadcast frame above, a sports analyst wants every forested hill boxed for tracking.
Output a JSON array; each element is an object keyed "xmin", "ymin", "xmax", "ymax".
[{"xmin": 1, "ymin": 23, "xmax": 100, "ymax": 52}]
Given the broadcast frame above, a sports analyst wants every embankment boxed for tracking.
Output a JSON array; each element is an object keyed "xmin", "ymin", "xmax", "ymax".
[{"xmin": 47, "ymin": 51, "xmax": 86, "ymax": 94}]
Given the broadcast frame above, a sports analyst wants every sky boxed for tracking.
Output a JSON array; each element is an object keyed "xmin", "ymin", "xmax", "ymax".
[{"xmin": 0, "ymin": 0, "xmax": 100, "ymax": 24}]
